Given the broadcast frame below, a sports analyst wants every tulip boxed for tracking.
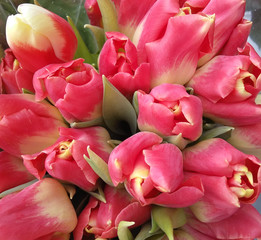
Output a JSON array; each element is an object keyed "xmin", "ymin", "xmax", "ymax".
[
  {"xmin": 33, "ymin": 58, "xmax": 103, "ymax": 123},
  {"xmin": 227, "ymin": 123, "xmax": 261, "ymax": 160},
  {"xmin": 196, "ymin": 0, "xmax": 247, "ymax": 65},
  {"xmin": 131, "ymin": 0, "xmax": 180, "ymax": 62},
  {"xmin": 73, "ymin": 185, "xmax": 151, "ymax": 240},
  {"xmin": 108, "ymin": 131, "xmax": 204, "ymax": 207},
  {"xmin": 84, "ymin": 0, "xmax": 103, "ymax": 27},
  {"xmin": 146, "ymin": 12, "xmax": 214, "ymax": 87},
  {"xmin": 136, "ymin": 84, "xmax": 202, "ymax": 148},
  {"xmin": 183, "ymin": 205, "xmax": 261, "ymax": 239},
  {"xmin": 0, "ymin": 178, "xmax": 77, "ymax": 240},
  {"xmin": 0, "ymin": 48, "xmax": 34, "ymax": 93},
  {"xmin": 0, "ymin": 94, "xmax": 67, "ymax": 156},
  {"xmin": 0, "ymin": 151, "xmax": 35, "ymax": 193},
  {"xmin": 99, "ymin": 32, "xmax": 151, "ymax": 99},
  {"xmin": 183, "ymin": 138, "xmax": 261, "ymax": 222},
  {"xmin": 221, "ymin": 18, "xmax": 252, "ymax": 56},
  {"xmin": 23, "ymin": 126, "xmax": 113, "ymax": 192},
  {"xmin": 111, "ymin": 0, "xmax": 157, "ymax": 40},
  {"xmin": 159, "ymin": 205, "xmax": 261, "ymax": 240},
  {"xmin": 187, "ymin": 43, "xmax": 261, "ymax": 126},
  {"xmin": 6, "ymin": 3, "xmax": 77, "ymax": 72}
]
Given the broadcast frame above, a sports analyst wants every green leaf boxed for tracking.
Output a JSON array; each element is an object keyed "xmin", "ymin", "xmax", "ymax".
[
  {"xmin": 132, "ymin": 91, "xmax": 139, "ymax": 115},
  {"xmin": 97, "ymin": 0, "xmax": 119, "ymax": 32},
  {"xmin": 164, "ymin": 133, "xmax": 189, "ymax": 150},
  {"xmin": 151, "ymin": 206, "xmax": 187, "ymax": 240},
  {"xmin": 107, "ymin": 139, "xmax": 122, "ymax": 149},
  {"xmin": 84, "ymin": 24, "xmax": 105, "ymax": 51},
  {"xmin": 102, "ymin": 76, "xmax": 137, "ymax": 136},
  {"xmin": 84, "ymin": 146, "xmax": 114, "ymax": 186},
  {"xmin": 0, "ymin": 178, "xmax": 38, "ymax": 199},
  {"xmin": 117, "ymin": 221, "xmax": 135, "ymax": 240},
  {"xmin": 67, "ymin": 16, "xmax": 96, "ymax": 65},
  {"xmin": 199, "ymin": 126, "xmax": 234, "ymax": 141},
  {"xmin": 88, "ymin": 182, "xmax": 106, "ymax": 203},
  {"xmin": 135, "ymin": 223, "xmax": 164, "ymax": 240},
  {"xmin": 70, "ymin": 117, "xmax": 104, "ymax": 128}
]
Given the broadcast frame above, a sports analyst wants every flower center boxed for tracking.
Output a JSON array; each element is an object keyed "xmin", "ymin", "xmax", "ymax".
[
  {"xmin": 57, "ymin": 140, "xmax": 74, "ymax": 160},
  {"xmin": 228, "ymin": 164, "xmax": 254, "ymax": 199}
]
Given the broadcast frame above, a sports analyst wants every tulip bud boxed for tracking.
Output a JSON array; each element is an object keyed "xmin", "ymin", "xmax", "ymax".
[
  {"xmin": 183, "ymin": 138, "xmax": 261, "ymax": 222},
  {"xmin": 6, "ymin": 3, "xmax": 77, "ymax": 72},
  {"xmin": 0, "ymin": 178, "xmax": 77, "ymax": 240}
]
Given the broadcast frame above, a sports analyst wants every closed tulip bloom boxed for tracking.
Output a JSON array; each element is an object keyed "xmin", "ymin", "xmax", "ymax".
[
  {"xmin": 6, "ymin": 3, "xmax": 77, "ymax": 72},
  {"xmin": 108, "ymin": 132, "xmax": 204, "ymax": 208},
  {"xmin": 0, "ymin": 94, "xmax": 67, "ymax": 156},
  {"xmin": 73, "ymin": 185, "xmax": 151, "ymax": 240},
  {"xmin": 187, "ymin": 43, "xmax": 261, "ymax": 126},
  {"xmin": 137, "ymin": 84, "xmax": 202, "ymax": 147},
  {"xmin": 0, "ymin": 178, "xmax": 77, "ymax": 240},
  {"xmin": 33, "ymin": 58, "xmax": 103, "ymax": 123},
  {"xmin": 99, "ymin": 32, "xmax": 151, "ymax": 99},
  {"xmin": 0, "ymin": 151, "xmax": 35, "ymax": 193},
  {"xmin": 183, "ymin": 138, "xmax": 261, "ymax": 222}
]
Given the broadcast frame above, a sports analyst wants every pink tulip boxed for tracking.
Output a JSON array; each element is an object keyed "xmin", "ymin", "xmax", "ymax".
[
  {"xmin": 0, "ymin": 94, "xmax": 67, "ymax": 156},
  {"xmin": 0, "ymin": 151, "xmax": 35, "ymax": 193},
  {"xmin": 221, "ymin": 18, "xmax": 252, "ymax": 56},
  {"xmin": 99, "ymin": 32, "xmax": 150, "ymax": 99},
  {"xmin": 183, "ymin": 138, "xmax": 261, "ymax": 222},
  {"xmin": 84, "ymin": 0, "xmax": 103, "ymax": 27},
  {"xmin": 137, "ymin": 84, "xmax": 202, "ymax": 145},
  {"xmin": 0, "ymin": 48, "xmax": 34, "ymax": 93},
  {"xmin": 112, "ymin": 0, "xmax": 157, "ymax": 40},
  {"xmin": 187, "ymin": 43, "xmax": 261, "ymax": 126},
  {"xmin": 0, "ymin": 178, "xmax": 77, "ymax": 240},
  {"xmin": 108, "ymin": 131, "xmax": 204, "ymax": 207},
  {"xmin": 6, "ymin": 3, "xmax": 77, "ymax": 72},
  {"xmin": 195, "ymin": 0, "xmax": 246, "ymax": 65},
  {"xmin": 33, "ymin": 58, "xmax": 103, "ymax": 123},
  {"xmin": 146, "ymin": 12, "xmax": 214, "ymax": 87},
  {"xmin": 180, "ymin": 0, "xmax": 246, "ymax": 64},
  {"xmin": 23, "ymin": 126, "xmax": 113, "ymax": 192},
  {"xmin": 131, "ymin": 0, "xmax": 180, "ymax": 62},
  {"xmin": 73, "ymin": 185, "xmax": 151, "ymax": 240},
  {"xmin": 228, "ymin": 123, "xmax": 261, "ymax": 160},
  {"xmin": 183, "ymin": 205, "xmax": 261, "ymax": 239}
]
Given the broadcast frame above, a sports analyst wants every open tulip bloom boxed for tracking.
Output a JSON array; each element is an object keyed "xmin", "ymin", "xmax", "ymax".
[{"xmin": 1, "ymin": 0, "xmax": 261, "ymax": 239}]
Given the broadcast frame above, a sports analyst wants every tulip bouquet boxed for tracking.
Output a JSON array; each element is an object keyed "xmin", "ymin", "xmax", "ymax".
[{"xmin": 1, "ymin": 0, "xmax": 261, "ymax": 239}]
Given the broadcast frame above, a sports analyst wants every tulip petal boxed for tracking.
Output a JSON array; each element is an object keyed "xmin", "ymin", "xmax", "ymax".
[
  {"xmin": 108, "ymin": 132, "xmax": 162, "ymax": 185},
  {"xmin": 188, "ymin": 205, "xmax": 261, "ymax": 239},
  {"xmin": 146, "ymin": 175, "xmax": 204, "ymax": 208},
  {"xmin": 0, "ymin": 178, "xmax": 77, "ymax": 240},
  {"xmin": 146, "ymin": 13, "xmax": 214, "ymax": 87},
  {"xmin": 144, "ymin": 143, "xmax": 183, "ymax": 193},
  {"xmin": 0, "ymin": 151, "xmax": 35, "ymax": 193},
  {"xmin": 199, "ymin": 0, "xmax": 246, "ymax": 65}
]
